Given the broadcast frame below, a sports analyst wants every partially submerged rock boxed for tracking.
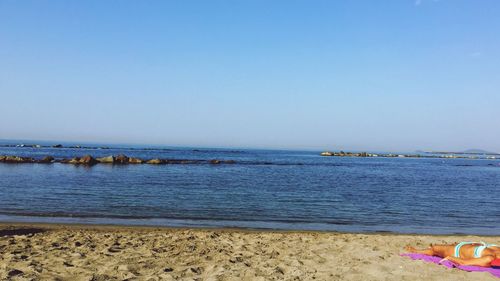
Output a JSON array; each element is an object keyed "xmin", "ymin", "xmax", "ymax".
[
  {"xmin": 38, "ymin": 156, "xmax": 55, "ymax": 163},
  {"xmin": 114, "ymin": 154, "xmax": 129, "ymax": 164},
  {"xmin": 128, "ymin": 157, "xmax": 143, "ymax": 164},
  {"xmin": 62, "ymin": 155, "xmax": 98, "ymax": 165},
  {"xmin": 7, "ymin": 156, "xmax": 27, "ymax": 162},
  {"xmin": 66, "ymin": 157, "xmax": 81, "ymax": 164},
  {"xmin": 0, "ymin": 156, "xmax": 34, "ymax": 163},
  {"xmin": 79, "ymin": 155, "xmax": 98, "ymax": 165},
  {"xmin": 96, "ymin": 156, "xmax": 115, "ymax": 164},
  {"xmin": 147, "ymin": 158, "xmax": 164, "ymax": 164},
  {"xmin": 0, "ymin": 154, "xmax": 236, "ymax": 166}
]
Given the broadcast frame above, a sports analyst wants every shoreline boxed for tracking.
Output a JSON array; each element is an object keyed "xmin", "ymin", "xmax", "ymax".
[
  {"xmin": 1, "ymin": 223, "xmax": 499, "ymax": 280},
  {"xmin": 2, "ymin": 215, "xmax": 499, "ymax": 237},
  {"xmin": 1, "ymin": 221, "xmax": 500, "ymax": 237}
]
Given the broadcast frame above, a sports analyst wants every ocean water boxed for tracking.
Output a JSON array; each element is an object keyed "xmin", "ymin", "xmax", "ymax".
[{"xmin": 0, "ymin": 144, "xmax": 499, "ymax": 235}]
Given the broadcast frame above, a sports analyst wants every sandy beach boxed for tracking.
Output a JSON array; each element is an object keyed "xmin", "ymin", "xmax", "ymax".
[{"xmin": 0, "ymin": 223, "xmax": 498, "ymax": 280}]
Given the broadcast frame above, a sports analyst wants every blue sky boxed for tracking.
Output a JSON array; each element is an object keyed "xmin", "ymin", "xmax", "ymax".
[{"xmin": 1, "ymin": 0, "xmax": 499, "ymax": 152}]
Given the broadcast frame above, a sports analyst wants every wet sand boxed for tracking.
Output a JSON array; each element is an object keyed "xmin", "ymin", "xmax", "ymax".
[{"xmin": 0, "ymin": 223, "xmax": 498, "ymax": 280}]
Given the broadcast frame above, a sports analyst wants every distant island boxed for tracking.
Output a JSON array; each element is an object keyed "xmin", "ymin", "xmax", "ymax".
[
  {"xmin": 419, "ymin": 149, "xmax": 499, "ymax": 156},
  {"xmin": 320, "ymin": 150, "xmax": 499, "ymax": 159},
  {"xmin": 462, "ymin": 149, "xmax": 495, "ymax": 154}
]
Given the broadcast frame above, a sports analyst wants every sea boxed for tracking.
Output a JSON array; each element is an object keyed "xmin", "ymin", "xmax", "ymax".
[{"xmin": 0, "ymin": 140, "xmax": 499, "ymax": 235}]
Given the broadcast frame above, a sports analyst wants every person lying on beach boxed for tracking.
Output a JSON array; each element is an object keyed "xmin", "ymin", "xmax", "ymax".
[{"xmin": 406, "ymin": 242, "xmax": 500, "ymax": 267}]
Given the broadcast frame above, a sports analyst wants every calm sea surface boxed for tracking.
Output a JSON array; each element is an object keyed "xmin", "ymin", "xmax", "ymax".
[{"xmin": 0, "ymin": 144, "xmax": 499, "ymax": 235}]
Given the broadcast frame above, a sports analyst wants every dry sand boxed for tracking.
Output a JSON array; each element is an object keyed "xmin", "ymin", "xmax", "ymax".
[{"xmin": 0, "ymin": 223, "xmax": 498, "ymax": 280}]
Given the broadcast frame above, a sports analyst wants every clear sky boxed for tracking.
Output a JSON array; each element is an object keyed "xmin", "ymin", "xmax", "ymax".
[{"xmin": 1, "ymin": 0, "xmax": 499, "ymax": 152}]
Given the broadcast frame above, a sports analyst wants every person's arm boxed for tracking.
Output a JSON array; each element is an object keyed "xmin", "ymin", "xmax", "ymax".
[{"xmin": 443, "ymin": 255, "xmax": 494, "ymax": 267}]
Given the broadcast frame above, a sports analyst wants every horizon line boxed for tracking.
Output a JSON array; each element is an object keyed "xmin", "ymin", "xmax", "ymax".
[{"xmin": 0, "ymin": 138, "xmax": 498, "ymax": 155}]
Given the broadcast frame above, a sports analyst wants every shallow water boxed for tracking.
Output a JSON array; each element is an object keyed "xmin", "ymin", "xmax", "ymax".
[{"xmin": 0, "ymin": 144, "xmax": 499, "ymax": 235}]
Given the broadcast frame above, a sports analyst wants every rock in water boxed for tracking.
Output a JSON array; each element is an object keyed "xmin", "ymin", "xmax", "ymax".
[
  {"xmin": 39, "ymin": 156, "xmax": 55, "ymax": 163},
  {"xmin": 147, "ymin": 159, "xmax": 163, "ymax": 164},
  {"xmin": 5, "ymin": 156, "xmax": 22, "ymax": 162},
  {"xmin": 128, "ymin": 157, "xmax": 143, "ymax": 164},
  {"xmin": 67, "ymin": 157, "xmax": 81, "ymax": 164},
  {"xmin": 3, "ymin": 156, "xmax": 34, "ymax": 163},
  {"xmin": 79, "ymin": 155, "xmax": 98, "ymax": 165},
  {"xmin": 114, "ymin": 154, "xmax": 129, "ymax": 164},
  {"xmin": 97, "ymin": 156, "xmax": 115, "ymax": 164}
]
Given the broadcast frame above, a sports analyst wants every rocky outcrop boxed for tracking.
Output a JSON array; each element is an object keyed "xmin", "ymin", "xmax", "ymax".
[
  {"xmin": 114, "ymin": 154, "xmax": 129, "ymax": 164},
  {"xmin": 0, "ymin": 154, "xmax": 239, "ymax": 166},
  {"xmin": 128, "ymin": 157, "xmax": 143, "ymax": 164},
  {"xmin": 146, "ymin": 159, "xmax": 164, "ymax": 164},
  {"xmin": 6, "ymin": 156, "xmax": 28, "ymax": 162},
  {"xmin": 79, "ymin": 155, "xmax": 98, "ymax": 165},
  {"xmin": 38, "ymin": 156, "xmax": 55, "ymax": 163},
  {"xmin": 0, "ymin": 156, "xmax": 34, "ymax": 163},
  {"xmin": 62, "ymin": 155, "xmax": 98, "ymax": 165},
  {"xmin": 96, "ymin": 156, "xmax": 115, "ymax": 164},
  {"xmin": 66, "ymin": 157, "xmax": 81, "ymax": 164},
  {"xmin": 320, "ymin": 151, "xmax": 424, "ymax": 158}
]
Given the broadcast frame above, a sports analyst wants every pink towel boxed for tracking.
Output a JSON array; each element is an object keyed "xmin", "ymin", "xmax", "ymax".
[{"xmin": 401, "ymin": 253, "xmax": 500, "ymax": 278}]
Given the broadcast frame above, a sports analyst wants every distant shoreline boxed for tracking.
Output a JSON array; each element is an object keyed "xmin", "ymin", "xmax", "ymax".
[{"xmin": 320, "ymin": 151, "xmax": 500, "ymax": 160}]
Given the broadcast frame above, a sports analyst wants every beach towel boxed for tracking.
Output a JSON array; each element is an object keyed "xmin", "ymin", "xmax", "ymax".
[{"xmin": 401, "ymin": 253, "xmax": 500, "ymax": 278}]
